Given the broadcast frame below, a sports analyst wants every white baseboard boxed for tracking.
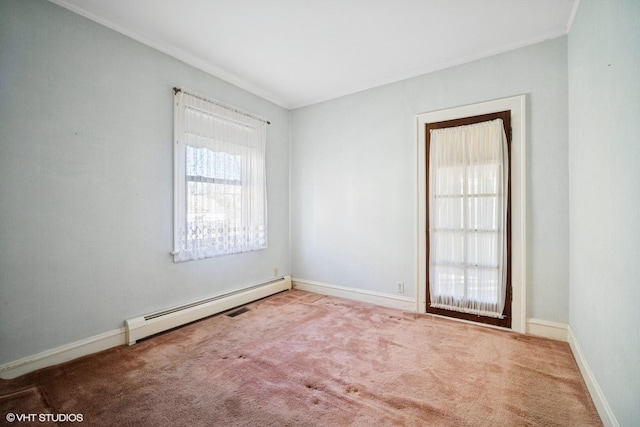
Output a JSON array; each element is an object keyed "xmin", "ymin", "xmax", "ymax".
[
  {"xmin": 1, "ymin": 277, "xmax": 292, "ymax": 379},
  {"xmin": 126, "ymin": 276, "xmax": 292, "ymax": 345},
  {"xmin": 0, "ymin": 328, "xmax": 126, "ymax": 380},
  {"xmin": 288, "ymin": 289, "xmax": 615, "ymax": 425},
  {"xmin": 292, "ymin": 278, "xmax": 416, "ymax": 312},
  {"xmin": 0, "ymin": 285, "xmax": 618, "ymax": 427},
  {"xmin": 567, "ymin": 326, "xmax": 619, "ymax": 427},
  {"xmin": 525, "ymin": 318, "xmax": 569, "ymax": 341}
]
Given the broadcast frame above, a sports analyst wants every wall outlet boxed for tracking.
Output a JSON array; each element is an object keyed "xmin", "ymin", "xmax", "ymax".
[
  {"xmin": 396, "ymin": 281, "xmax": 404, "ymax": 293},
  {"xmin": 273, "ymin": 267, "xmax": 279, "ymax": 278}
]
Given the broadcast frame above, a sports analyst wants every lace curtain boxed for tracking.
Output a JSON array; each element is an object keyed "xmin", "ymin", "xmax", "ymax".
[
  {"xmin": 173, "ymin": 89, "xmax": 267, "ymax": 262},
  {"xmin": 429, "ymin": 119, "xmax": 508, "ymax": 318}
]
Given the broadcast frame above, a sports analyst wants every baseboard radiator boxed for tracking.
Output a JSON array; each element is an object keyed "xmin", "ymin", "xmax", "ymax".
[{"xmin": 125, "ymin": 276, "xmax": 291, "ymax": 345}]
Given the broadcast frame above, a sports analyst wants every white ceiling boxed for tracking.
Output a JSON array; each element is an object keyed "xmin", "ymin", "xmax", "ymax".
[{"xmin": 50, "ymin": 0, "xmax": 578, "ymax": 109}]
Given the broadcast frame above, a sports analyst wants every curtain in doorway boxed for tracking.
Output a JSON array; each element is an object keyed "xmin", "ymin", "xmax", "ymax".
[{"xmin": 429, "ymin": 119, "xmax": 508, "ymax": 318}]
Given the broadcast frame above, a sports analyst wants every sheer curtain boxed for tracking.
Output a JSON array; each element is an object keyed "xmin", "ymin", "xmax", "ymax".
[
  {"xmin": 173, "ymin": 89, "xmax": 267, "ymax": 262},
  {"xmin": 429, "ymin": 119, "xmax": 508, "ymax": 318}
]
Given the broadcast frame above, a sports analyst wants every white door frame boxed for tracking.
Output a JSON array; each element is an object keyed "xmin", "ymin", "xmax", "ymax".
[{"xmin": 416, "ymin": 95, "xmax": 527, "ymax": 333}]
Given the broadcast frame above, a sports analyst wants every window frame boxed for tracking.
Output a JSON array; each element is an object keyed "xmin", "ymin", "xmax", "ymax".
[
  {"xmin": 426, "ymin": 112, "xmax": 512, "ymax": 328},
  {"xmin": 172, "ymin": 90, "xmax": 268, "ymax": 262},
  {"xmin": 417, "ymin": 95, "xmax": 526, "ymax": 333}
]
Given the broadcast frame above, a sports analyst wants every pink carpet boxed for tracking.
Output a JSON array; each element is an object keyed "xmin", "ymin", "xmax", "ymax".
[{"xmin": 0, "ymin": 290, "xmax": 601, "ymax": 426}]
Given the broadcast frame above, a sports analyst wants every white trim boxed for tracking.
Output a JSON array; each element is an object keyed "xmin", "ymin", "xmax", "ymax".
[
  {"xmin": 293, "ymin": 32, "xmax": 567, "ymax": 109},
  {"xmin": 292, "ymin": 278, "xmax": 415, "ymax": 312},
  {"xmin": 416, "ymin": 95, "xmax": 527, "ymax": 333},
  {"xmin": 525, "ymin": 318, "xmax": 568, "ymax": 341},
  {"xmin": 566, "ymin": 0, "xmax": 582, "ymax": 33},
  {"xmin": 567, "ymin": 326, "xmax": 620, "ymax": 427},
  {"xmin": 0, "ymin": 328, "xmax": 126, "ymax": 380},
  {"xmin": 47, "ymin": 0, "xmax": 570, "ymax": 110},
  {"xmin": 0, "ymin": 277, "xmax": 291, "ymax": 379},
  {"xmin": 48, "ymin": 0, "xmax": 290, "ymax": 109},
  {"xmin": 126, "ymin": 277, "xmax": 291, "ymax": 345}
]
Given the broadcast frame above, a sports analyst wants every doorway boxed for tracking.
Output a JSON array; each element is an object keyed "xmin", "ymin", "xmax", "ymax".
[
  {"xmin": 416, "ymin": 95, "xmax": 526, "ymax": 333},
  {"xmin": 425, "ymin": 111, "xmax": 511, "ymax": 328}
]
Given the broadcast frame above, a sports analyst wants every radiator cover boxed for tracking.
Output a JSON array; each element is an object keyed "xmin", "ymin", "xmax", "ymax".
[{"xmin": 124, "ymin": 276, "xmax": 291, "ymax": 345}]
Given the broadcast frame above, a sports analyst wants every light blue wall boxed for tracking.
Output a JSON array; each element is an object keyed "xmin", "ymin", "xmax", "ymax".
[
  {"xmin": 2, "ymin": 2, "xmax": 636, "ymax": 422},
  {"xmin": 291, "ymin": 37, "xmax": 570, "ymax": 323},
  {"xmin": 0, "ymin": 0, "xmax": 290, "ymax": 364},
  {"xmin": 568, "ymin": 0, "xmax": 640, "ymax": 424}
]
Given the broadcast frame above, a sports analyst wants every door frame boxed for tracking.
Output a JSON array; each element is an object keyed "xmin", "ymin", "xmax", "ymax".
[{"xmin": 416, "ymin": 95, "xmax": 526, "ymax": 333}]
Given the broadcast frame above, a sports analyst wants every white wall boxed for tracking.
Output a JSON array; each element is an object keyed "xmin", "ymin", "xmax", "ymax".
[
  {"xmin": 0, "ymin": 0, "xmax": 289, "ymax": 365},
  {"xmin": 290, "ymin": 37, "xmax": 570, "ymax": 323},
  {"xmin": 568, "ymin": 0, "xmax": 640, "ymax": 424}
]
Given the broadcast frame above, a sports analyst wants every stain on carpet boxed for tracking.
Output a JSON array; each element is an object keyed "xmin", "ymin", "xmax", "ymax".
[{"xmin": 0, "ymin": 290, "xmax": 602, "ymax": 427}]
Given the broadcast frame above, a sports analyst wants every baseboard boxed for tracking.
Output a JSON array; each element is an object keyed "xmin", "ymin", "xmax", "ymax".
[
  {"xmin": 0, "ymin": 285, "xmax": 617, "ymax": 427},
  {"xmin": 292, "ymin": 278, "xmax": 416, "ymax": 312},
  {"xmin": 567, "ymin": 326, "xmax": 619, "ymax": 427},
  {"xmin": 0, "ymin": 328, "xmax": 126, "ymax": 380},
  {"xmin": 126, "ymin": 276, "xmax": 291, "ymax": 345},
  {"xmin": 525, "ymin": 318, "xmax": 569, "ymax": 341}
]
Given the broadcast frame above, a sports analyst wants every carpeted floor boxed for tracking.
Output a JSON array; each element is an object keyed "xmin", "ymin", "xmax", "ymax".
[{"xmin": 0, "ymin": 290, "xmax": 601, "ymax": 426}]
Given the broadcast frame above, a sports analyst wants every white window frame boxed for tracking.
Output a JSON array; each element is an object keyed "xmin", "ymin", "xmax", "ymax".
[
  {"xmin": 172, "ymin": 90, "xmax": 268, "ymax": 262},
  {"xmin": 417, "ymin": 95, "xmax": 526, "ymax": 333}
]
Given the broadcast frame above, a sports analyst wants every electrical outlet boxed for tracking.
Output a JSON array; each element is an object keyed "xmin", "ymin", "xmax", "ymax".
[
  {"xmin": 397, "ymin": 282, "xmax": 404, "ymax": 294},
  {"xmin": 273, "ymin": 267, "xmax": 279, "ymax": 278}
]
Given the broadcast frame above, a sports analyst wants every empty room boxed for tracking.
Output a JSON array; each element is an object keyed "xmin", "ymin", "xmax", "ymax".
[{"xmin": 0, "ymin": 0, "xmax": 638, "ymax": 425}]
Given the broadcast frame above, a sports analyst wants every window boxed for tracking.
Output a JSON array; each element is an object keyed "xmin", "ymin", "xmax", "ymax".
[
  {"xmin": 173, "ymin": 88, "xmax": 268, "ymax": 262},
  {"xmin": 426, "ymin": 113, "xmax": 511, "ymax": 327}
]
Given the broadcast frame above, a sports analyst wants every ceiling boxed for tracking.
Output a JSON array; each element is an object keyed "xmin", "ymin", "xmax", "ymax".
[{"xmin": 50, "ymin": 0, "xmax": 578, "ymax": 109}]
